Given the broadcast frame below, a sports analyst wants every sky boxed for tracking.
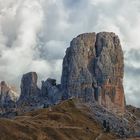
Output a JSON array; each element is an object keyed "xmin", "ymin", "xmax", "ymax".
[{"xmin": 0, "ymin": 0, "xmax": 140, "ymax": 107}]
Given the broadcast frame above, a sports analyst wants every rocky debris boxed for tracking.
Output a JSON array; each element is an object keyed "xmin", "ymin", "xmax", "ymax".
[
  {"xmin": 126, "ymin": 105, "xmax": 140, "ymax": 118},
  {"xmin": 86, "ymin": 102, "xmax": 129, "ymax": 136},
  {"xmin": 41, "ymin": 78, "xmax": 62, "ymax": 105},
  {"xmin": 76, "ymin": 100, "xmax": 140, "ymax": 138},
  {"xmin": 61, "ymin": 32, "xmax": 125, "ymax": 114},
  {"xmin": 125, "ymin": 105, "xmax": 140, "ymax": 137},
  {"xmin": 0, "ymin": 81, "xmax": 19, "ymax": 114}
]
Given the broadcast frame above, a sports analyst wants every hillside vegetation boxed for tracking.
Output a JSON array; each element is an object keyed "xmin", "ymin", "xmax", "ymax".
[{"xmin": 0, "ymin": 99, "xmax": 117, "ymax": 140}]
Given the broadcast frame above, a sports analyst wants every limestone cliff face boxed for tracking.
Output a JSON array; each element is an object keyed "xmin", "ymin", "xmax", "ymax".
[
  {"xmin": 61, "ymin": 32, "xmax": 125, "ymax": 114},
  {"xmin": 18, "ymin": 72, "xmax": 61, "ymax": 113},
  {"xmin": 41, "ymin": 78, "xmax": 62, "ymax": 105},
  {"xmin": 0, "ymin": 81, "xmax": 19, "ymax": 113},
  {"xmin": 17, "ymin": 72, "xmax": 41, "ymax": 111},
  {"xmin": 20, "ymin": 72, "xmax": 40, "ymax": 99}
]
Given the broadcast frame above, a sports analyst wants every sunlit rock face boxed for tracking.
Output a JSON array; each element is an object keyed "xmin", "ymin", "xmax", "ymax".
[
  {"xmin": 0, "ymin": 81, "xmax": 19, "ymax": 113},
  {"xmin": 61, "ymin": 32, "xmax": 125, "ymax": 114}
]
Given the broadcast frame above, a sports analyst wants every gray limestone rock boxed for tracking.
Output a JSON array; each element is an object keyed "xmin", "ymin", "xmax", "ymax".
[
  {"xmin": 20, "ymin": 72, "xmax": 40, "ymax": 99},
  {"xmin": 17, "ymin": 73, "xmax": 62, "ymax": 113},
  {"xmin": 0, "ymin": 81, "xmax": 19, "ymax": 114},
  {"xmin": 17, "ymin": 72, "xmax": 41, "ymax": 112},
  {"xmin": 61, "ymin": 32, "xmax": 125, "ymax": 114},
  {"xmin": 41, "ymin": 78, "xmax": 62, "ymax": 105}
]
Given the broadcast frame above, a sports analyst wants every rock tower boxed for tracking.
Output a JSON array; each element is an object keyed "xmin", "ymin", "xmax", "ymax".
[{"xmin": 61, "ymin": 32, "xmax": 125, "ymax": 114}]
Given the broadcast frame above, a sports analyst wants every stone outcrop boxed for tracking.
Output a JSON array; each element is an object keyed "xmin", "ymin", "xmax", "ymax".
[
  {"xmin": 17, "ymin": 72, "xmax": 41, "ymax": 112},
  {"xmin": 17, "ymin": 72, "xmax": 61, "ymax": 113},
  {"xmin": 20, "ymin": 72, "xmax": 40, "ymax": 99},
  {"xmin": 41, "ymin": 78, "xmax": 62, "ymax": 105},
  {"xmin": 61, "ymin": 32, "xmax": 125, "ymax": 114},
  {"xmin": 0, "ymin": 81, "xmax": 19, "ymax": 113}
]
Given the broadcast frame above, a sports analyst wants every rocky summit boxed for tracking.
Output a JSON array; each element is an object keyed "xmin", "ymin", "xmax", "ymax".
[{"xmin": 61, "ymin": 32, "xmax": 125, "ymax": 114}]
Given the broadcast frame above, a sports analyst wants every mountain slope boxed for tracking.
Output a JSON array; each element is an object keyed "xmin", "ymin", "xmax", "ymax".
[{"xmin": 0, "ymin": 99, "xmax": 117, "ymax": 140}]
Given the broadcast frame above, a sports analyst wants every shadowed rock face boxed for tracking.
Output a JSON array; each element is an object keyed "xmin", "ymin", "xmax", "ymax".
[
  {"xmin": 17, "ymin": 72, "xmax": 41, "ymax": 112},
  {"xmin": 17, "ymin": 73, "xmax": 61, "ymax": 113},
  {"xmin": 61, "ymin": 32, "xmax": 125, "ymax": 114},
  {"xmin": 20, "ymin": 72, "xmax": 40, "ymax": 99},
  {"xmin": 41, "ymin": 78, "xmax": 62, "ymax": 105}
]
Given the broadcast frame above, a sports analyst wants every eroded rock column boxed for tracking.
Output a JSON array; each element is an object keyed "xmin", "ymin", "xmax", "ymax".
[{"xmin": 61, "ymin": 32, "xmax": 125, "ymax": 114}]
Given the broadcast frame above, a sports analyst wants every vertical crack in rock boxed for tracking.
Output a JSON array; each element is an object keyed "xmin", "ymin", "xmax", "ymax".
[{"xmin": 61, "ymin": 32, "xmax": 125, "ymax": 114}]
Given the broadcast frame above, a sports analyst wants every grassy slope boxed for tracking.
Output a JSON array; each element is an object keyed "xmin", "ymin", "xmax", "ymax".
[{"xmin": 0, "ymin": 99, "xmax": 117, "ymax": 140}]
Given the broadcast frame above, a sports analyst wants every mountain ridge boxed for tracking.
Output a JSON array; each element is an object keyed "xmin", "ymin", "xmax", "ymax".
[{"xmin": 0, "ymin": 32, "xmax": 139, "ymax": 139}]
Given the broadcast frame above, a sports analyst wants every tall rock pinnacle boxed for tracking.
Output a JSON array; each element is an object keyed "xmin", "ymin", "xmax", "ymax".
[
  {"xmin": 20, "ymin": 72, "xmax": 40, "ymax": 99},
  {"xmin": 17, "ymin": 72, "xmax": 41, "ymax": 111},
  {"xmin": 61, "ymin": 32, "xmax": 125, "ymax": 114}
]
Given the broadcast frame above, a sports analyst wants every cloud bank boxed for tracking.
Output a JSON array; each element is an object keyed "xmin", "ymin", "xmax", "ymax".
[{"xmin": 0, "ymin": 0, "xmax": 140, "ymax": 107}]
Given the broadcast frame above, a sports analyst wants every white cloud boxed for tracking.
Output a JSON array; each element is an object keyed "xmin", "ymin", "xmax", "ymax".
[{"xmin": 90, "ymin": 0, "xmax": 113, "ymax": 5}]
